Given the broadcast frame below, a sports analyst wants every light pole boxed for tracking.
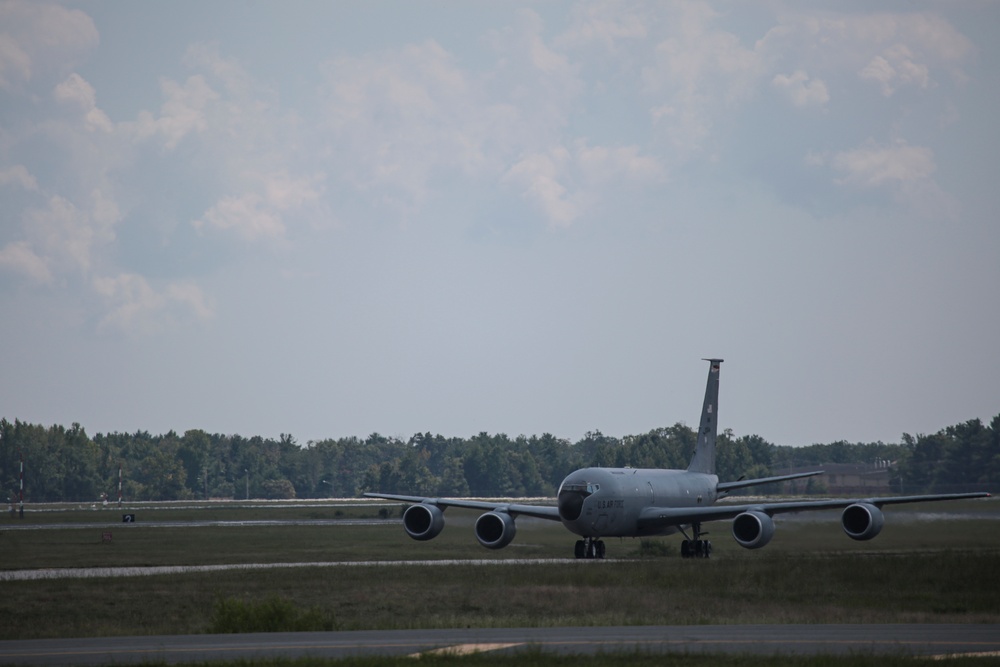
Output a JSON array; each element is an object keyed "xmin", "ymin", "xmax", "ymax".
[
  {"xmin": 321, "ymin": 480, "xmax": 333, "ymax": 498},
  {"xmin": 245, "ymin": 469, "xmax": 249, "ymax": 500}
]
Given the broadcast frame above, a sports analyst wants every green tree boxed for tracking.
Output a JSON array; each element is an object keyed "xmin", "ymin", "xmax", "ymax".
[{"xmin": 437, "ymin": 456, "xmax": 470, "ymax": 496}]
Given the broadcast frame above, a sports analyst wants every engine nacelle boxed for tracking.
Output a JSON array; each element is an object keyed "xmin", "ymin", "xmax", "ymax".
[
  {"xmin": 732, "ymin": 510, "xmax": 775, "ymax": 549},
  {"xmin": 475, "ymin": 511, "xmax": 517, "ymax": 549},
  {"xmin": 841, "ymin": 502, "xmax": 884, "ymax": 541},
  {"xmin": 402, "ymin": 503, "xmax": 445, "ymax": 541}
]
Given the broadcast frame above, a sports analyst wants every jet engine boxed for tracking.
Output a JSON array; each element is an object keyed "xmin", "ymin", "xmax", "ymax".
[
  {"xmin": 732, "ymin": 510, "xmax": 775, "ymax": 549},
  {"xmin": 841, "ymin": 502, "xmax": 884, "ymax": 541},
  {"xmin": 402, "ymin": 503, "xmax": 445, "ymax": 541},
  {"xmin": 475, "ymin": 511, "xmax": 517, "ymax": 549}
]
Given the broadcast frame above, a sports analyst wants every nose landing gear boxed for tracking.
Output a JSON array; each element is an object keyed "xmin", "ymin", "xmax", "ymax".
[{"xmin": 574, "ymin": 537, "xmax": 606, "ymax": 559}]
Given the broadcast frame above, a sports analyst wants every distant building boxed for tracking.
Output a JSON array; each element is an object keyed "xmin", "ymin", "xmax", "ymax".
[{"xmin": 774, "ymin": 461, "xmax": 894, "ymax": 496}]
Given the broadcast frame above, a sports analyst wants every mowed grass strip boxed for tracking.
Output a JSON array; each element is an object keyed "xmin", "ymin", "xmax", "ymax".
[
  {"xmin": 1, "ymin": 499, "xmax": 998, "ymax": 640},
  {"xmin": 2, "ymin": 548, "xmax": 998, "ymax": 639},
  {"xmin": 2, "ymin": 499, "xmax": 997, "ymax": 569}
]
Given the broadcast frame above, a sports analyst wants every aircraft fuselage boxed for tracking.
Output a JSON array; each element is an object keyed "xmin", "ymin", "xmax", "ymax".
[{"xmin": 556, "ymin": 467, "xmax": 719, "ymax": 538}]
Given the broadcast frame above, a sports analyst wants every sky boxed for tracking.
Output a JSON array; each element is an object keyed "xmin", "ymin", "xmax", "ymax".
[{"xmin": 2, "ymin": 1, "xmax": 998, "ymax": 449}]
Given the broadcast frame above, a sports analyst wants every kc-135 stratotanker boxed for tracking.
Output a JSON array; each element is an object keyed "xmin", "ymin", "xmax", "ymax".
[{"xmin": 366, "ymin": 359, "xmax": 990, "ymax": 559}]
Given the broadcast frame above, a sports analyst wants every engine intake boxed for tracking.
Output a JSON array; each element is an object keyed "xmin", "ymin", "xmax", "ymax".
[
  {"xmin": 402, "ymin": 503, "xmax": 445, "ymax": 541},
  {"xmin": 841, "ymin": 502, "xmax": 884, "ymax": 541},
  {"xmin": 475, "ymin": 511, "xmax": 517, "ymax": 549},
  {"xmin": 732, "ymin": 510, "xmax": 775, "ymax": 549}
]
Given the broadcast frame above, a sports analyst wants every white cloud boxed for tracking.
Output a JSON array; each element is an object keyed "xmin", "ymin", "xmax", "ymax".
[
  {"xmin": 54, "ymin": 73, "xmax": 113, "ymax": 132},
  {"xmin": 827, "ymin": 140, "xmax": 935, "ymax": 188},
  {"xmin": 503, "ymin": 148, "xmax": 582, "ymax": 228},
  {"xmin": 759, "ymin": 11, "xmax": 971, "ymax": 95},
  {"xmin": 483, "ymin": 10, "xmax": 584, "ymax": 144},
  {"xmin": 183, "ymin": 42, "xmax": 258, "ymax": 99},
  {"xmin": 193, "ymin": 169, "xmax": 325, "ymax": 241},
  {"xmin": 54, "ymin": 71, "xmax": 95, "ymax": 107},
  {"xmin": 193, "ymin": 193, "xmax": 285, "ymax": 242},
  {"xmin": 574, "ymin": 141, "xmax": 666, "ymax": 185},
  {"xmin": 119, "ymin": 44, "xmax": 326, "ymax": 245},
  {"xmin": 128, "ymin": 75, "xmax": 219, "ymax": 150},
  {"xmin": 264, "ymin": 171, "xmax": 325, "ymax": 214},
  {"xmin": 164, "ymin": 282, "xmax": 213, "ymax": 321},
  {"xmin": 642, "ymin": 3, "xmax": 764, "ymax": 158},
  {"xmin": 859, "ymin": 44, "xmax": 930, "ymax": 96},
  {"xmin": 806, "ymin": 138, "xmax": 954, "ymax": 218},
  {"xmin": 93, "ymin": 273, "xmax": 213, "ymax": 334},
  {"xmin": 0, "ymin": 164, "xmax": 38, "ymax": 191},
  {"xmin": 89, "ymin": 187, "xmax": 121, "ymax": 230},
  {"xmin": 192, "ymin": 172, "xmax": 328, "ymax": 243},
  {"xmin": 0, "ymin": 3, "xmax": 980, "ymax": 343},
  {"xmin": 320, "ymin": 39, "xmax": 507, "ymax": 207},
  {"xmin": 25, "ymin": 195, "xmax": 100, "ymax": 274},
  {"xmin": 0, "ymin": 241, "xmax": 51, "ymax": 283},
  {"xmin": 557, "ymin": 2, "xmax": 647, "ymax": 53},
  {"xmin": 772, "ymin": 70, "xmax": 830, "ymax": 107},
  {"xmin": 4, "ymin": 187, "xmax": 121, "ymax": 284},
  {"xmin": 0, "ymin": 1, "xmax": 98, "ymax": 90},
  {"xmin": 0, "ymin": 33, "xmax": 31, "ymax": 89},
  {"xmin": 316, "ymin": 10, "xmax": 663, "ymax": 228},
  {"xmin": 503, "ymin": 141, "xmax": 664, "ymax": 227}
]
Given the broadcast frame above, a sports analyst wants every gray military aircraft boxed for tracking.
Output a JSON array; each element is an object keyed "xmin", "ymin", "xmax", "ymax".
[{"xmin": 365, "ymin": 359, "xmax": 989, "ymax": 559}]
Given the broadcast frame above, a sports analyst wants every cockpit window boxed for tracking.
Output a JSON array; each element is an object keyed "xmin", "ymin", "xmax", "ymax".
[{"xmin": 561, "ymin": 483, "xmax": 598, "ymax": 495}]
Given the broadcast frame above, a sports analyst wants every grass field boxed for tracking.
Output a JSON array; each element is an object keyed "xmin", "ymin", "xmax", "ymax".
[
  {"xmin": 27, "ymin": 655, "xmax": 1000, "ymax": 667},
  {"xmin": 1, "ymin": 497, "xmax": 997, "ymax": 644}
]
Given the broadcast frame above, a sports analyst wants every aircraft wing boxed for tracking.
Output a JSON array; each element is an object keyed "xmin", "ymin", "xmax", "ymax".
[
  {"xmin": 637, "ymin": 491, "xmax": 990, "ymax": 531},
  {"xmin": 364, "ymin": 492, "xmax": 562, "ymax": 521}
]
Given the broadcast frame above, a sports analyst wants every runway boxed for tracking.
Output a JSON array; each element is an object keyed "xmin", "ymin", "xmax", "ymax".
[
  {"xmin": 0, "ymin": 518, "xmax": 391, "ymax": 531},
  {"xmin": 0, "ymin": 558, "xmax": 584, "ymax": 581},
  {"xmin": 0, "ymin": 625, "xmax": 997, "ymax": 665}
]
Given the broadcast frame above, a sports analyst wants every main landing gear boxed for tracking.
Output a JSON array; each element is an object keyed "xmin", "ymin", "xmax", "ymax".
[
  {"xmin": 680, "ymin": 522, "xmax": 712, "ymax": 559},
  {"xmin": 575, "ymin": 537, "xmax": 606, "ymax": 559},
  {"xmin": 680, "ymin": 539, "xmax": 712, "ymax": 558}
]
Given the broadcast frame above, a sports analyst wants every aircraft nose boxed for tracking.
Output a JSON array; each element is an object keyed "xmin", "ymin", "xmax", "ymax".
[{"xmin": 558, "ymin": 490, "xmax": 584, "ymax": 521}]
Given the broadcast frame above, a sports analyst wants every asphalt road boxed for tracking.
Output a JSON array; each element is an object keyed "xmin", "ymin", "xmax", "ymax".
[{"xmin": 0, "ymin": 625, "xmax": 997, "ymax": 665}]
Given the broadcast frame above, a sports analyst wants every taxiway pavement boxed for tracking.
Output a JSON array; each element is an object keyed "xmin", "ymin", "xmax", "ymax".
[{"xmin": 0, "ymin": 624, "xmax": 998, "ymax": 665}]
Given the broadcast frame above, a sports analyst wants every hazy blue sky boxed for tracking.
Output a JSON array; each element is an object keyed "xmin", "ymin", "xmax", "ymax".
[{"xmin": 2, "ymin": 1, "xmax": 998, "ymax": 448}]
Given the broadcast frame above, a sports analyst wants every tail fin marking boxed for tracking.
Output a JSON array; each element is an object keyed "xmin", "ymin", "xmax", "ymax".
[{"xmin": 687, "ymin": 358, "xmax": 723, "ymax": 474}]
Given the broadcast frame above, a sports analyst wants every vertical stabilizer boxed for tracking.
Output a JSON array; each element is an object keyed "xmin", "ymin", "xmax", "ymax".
[{"xmin": 687, "ymin": 358, "xmax": 723, "ymax": 474}]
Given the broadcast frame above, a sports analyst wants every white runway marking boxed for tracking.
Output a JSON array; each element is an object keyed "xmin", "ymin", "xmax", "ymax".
[
  {"xmin": 411, "ymin": 643, "xmax": 523, "ymax": 657},
  {"xmin": 0, "ymin": 558, "xmax": 586, "ymax": 581}
]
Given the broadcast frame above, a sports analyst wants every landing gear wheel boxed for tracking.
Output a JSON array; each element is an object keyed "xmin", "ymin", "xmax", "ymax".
[
  {"xmin": 681, "ymin": 539, "xmax": 712, "ymax": 559},
  {"xmin": 681, "ymin": 522, "xmax": 712, "ymax": 559},
  {"xmin": 575, "ymin": 538, "xmax": 606, "ymax": 559}
]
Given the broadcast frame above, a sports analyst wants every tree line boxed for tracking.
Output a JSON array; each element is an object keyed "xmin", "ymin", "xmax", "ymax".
[{"xmin": 1, "ymin": 415, "xmax": 996, "ymax": 503}]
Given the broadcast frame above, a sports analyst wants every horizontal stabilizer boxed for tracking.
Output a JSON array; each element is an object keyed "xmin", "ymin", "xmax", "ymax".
[{"xmin": 717, "ymin": 471, "xmax": 823, "ymax": 493}]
